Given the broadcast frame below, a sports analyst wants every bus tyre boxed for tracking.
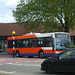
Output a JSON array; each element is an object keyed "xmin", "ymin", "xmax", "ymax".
[
  {"xmin": 45, "ymin": 64, "xmax": 54, "ymax": 74},
  {"xmin": 38, "ymin": 51, "xmax": 44, "ymax": 58},
  {"xmin": 16, "ymin": 51, "xmax": 20, "ymax": 57}
]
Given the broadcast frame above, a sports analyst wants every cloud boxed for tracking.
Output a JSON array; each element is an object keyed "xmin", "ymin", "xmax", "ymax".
[
  {"xmin": 0, "ymin": 14, "xmax": 16, "ymax": 23},
  {"xmin": 0, "ymin": 0, "xmax": 26, "ymax": 23},
  {"xmin": 0, "ymin": 0, "xmax": 20, "ymax": 23},
  {"xmin": 5, "ymin": 0, "xmax": 20, "ymax": 9},
  {"xmin": 0, "ymin": 0, "xmax": 6, "ymax": 3}
]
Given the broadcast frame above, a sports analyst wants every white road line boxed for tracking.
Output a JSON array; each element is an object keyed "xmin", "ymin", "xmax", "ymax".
[
  {"xmin": 0, "ymin": 70, "xmax": 16, "ymax": 74},
  {"xmin": 6, "ymin": 63, "xmax": 40, "ymax": 66}
]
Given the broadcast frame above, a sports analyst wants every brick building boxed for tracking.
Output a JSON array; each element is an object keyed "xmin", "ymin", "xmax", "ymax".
[
  {"xmin": 0, "ymin": 23, "xmax": 27, "ymax": 52},
  {"xmin": 0, "ymin": 23, "xmax": 75, "ymax": 52}
]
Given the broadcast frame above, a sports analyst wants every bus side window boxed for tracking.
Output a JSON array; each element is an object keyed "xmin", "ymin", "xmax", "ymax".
[
  {"xmin": 8, "ymin": 40, "xmax": 13, "ymax": 48},
  {"xmin": 37, "ymin": 38, "xmax": 44, "ymax": 47},
  {"xmin": 30, "ymin": 38, "xmax": 37, "ymax": 47},
  {"xmin": 46, "ymin": 37, "xmax": 52, "ymax": 47},
  {"xmin": 24, "ymin": 40, "xmax": 29, "ymax": 47},
  {"xmin": 16, "ymin": 40, "xmax": 28, "ymax": 48},
  {"xmin": 16, "ymin": 40, "xmax": 22, "ymax": 48},
  {"xmin": 22, "ymin": 40, "xmax": 26, "ymax": 47}
]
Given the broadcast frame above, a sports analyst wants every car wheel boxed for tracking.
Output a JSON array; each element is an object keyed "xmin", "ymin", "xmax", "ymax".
[
  {"xmin": 45, "ymin": 64, "xmax": 54, "ymax": 74},
  {"xmin": 16, "ymin": 51, "xmax": 20, "ymax": 57},
  {"xmin": 38, "ymin": 51, "xmax": 44, "ymax": 58}
]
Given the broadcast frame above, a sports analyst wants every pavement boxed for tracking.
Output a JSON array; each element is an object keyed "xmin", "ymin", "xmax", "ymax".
[{"xmin": 0, "ymin": 52, "xmax": 7, "ymax": 55}]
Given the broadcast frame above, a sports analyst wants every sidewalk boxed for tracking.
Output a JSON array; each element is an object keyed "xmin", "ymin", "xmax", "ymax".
[{"xmin": 0, "ymin": 52, "xmax": 7, "ymax": 55}]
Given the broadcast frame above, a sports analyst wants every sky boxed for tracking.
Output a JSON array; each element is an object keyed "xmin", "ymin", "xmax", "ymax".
[
  {"xmin": 0, "ymin": 0, "xmax": 63, "ymax": 23},
  {"xmin": 0, "ymin": 0, "xmax": 20, "ymax": 23}
]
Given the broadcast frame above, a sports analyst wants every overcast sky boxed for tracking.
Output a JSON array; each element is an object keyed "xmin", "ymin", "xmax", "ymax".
[{"xmin": 0, "ymin": 0, "xmax": 20, "ymax": 23}]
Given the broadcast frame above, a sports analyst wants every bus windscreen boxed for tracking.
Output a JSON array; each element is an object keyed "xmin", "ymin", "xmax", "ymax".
[{"xmin": 55, "ymin": 34, "xmax": 71, "ymax": 50}]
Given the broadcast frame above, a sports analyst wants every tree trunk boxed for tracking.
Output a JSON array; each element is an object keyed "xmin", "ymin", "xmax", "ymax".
[{"xmin": 65, "ymin": 21, "xmax": 69, "ymax": 33}]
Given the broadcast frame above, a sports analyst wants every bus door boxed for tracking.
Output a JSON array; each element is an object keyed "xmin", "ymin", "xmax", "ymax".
[{"xmin": 45, "ymin": 37, "xmax": 54, "ymax": 54}]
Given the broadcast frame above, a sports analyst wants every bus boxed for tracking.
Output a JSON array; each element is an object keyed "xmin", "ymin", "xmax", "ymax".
[{"xmin": 7, "ymin": 32, "xmax": 71, "ymax": 58}]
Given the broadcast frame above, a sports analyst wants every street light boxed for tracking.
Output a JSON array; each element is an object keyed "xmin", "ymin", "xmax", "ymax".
[{"xmin": 12, "ymin": 31, "xmax": 16, "ymax": 58}]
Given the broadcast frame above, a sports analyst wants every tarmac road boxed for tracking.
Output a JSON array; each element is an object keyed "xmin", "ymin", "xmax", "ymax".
[{"xmin": 0, "ymin": 54, "xmax": 75, "ymax": 75}]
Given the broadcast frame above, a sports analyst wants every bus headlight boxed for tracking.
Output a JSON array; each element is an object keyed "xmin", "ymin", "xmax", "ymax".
[{"xmin": 55, "ymin": 51, "xmax": 60, "ymax": 54}]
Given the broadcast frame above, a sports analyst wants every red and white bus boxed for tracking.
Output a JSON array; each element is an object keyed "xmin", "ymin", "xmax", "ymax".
[{"xmin": 7, "ymin": 32, "xmax": 71, "ymax": 57}]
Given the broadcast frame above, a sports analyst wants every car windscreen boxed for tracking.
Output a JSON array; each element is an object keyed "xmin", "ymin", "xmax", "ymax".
[{"xmin": 59, "ymin": 50, "xmax": 75, "ymax": 59}]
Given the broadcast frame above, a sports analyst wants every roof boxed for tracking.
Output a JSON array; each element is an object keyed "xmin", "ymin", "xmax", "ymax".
[
  {"xmin": 0, "ymin": 23, "xmax": 27, "ymax": 36},
  {"xmin": 0, "ymin": 23, "xmax": 75, "ymax": 36},
  {"xmin": 69, "ymin": 30, "xmax": 75, "ymax": 36}
]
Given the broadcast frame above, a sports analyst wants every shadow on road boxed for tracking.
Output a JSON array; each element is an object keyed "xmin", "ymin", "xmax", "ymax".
[{"xmin": 35, "ymin": 71, "xmax": 75, "ymax": 75}]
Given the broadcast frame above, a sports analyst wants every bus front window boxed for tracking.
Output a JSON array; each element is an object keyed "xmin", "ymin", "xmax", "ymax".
[{"xmin": 55, "ymin": 34, "xmax": 71, "ymax": 50}]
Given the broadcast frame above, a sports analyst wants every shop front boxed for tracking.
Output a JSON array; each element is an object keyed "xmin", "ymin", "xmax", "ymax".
[{"xmin": 0, "ymin": 36, "xmax": 7, "ymax": 52}]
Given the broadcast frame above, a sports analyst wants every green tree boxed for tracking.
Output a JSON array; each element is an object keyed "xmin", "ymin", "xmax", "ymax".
[{"xmin": 12, "ymin": 0, "xmax": 75, "ymax": 33}]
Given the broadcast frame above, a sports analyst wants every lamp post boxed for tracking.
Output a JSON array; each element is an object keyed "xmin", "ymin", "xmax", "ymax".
[{"xmin": 12, "ymin": 31, "xmax": 16, "ymax": 58}]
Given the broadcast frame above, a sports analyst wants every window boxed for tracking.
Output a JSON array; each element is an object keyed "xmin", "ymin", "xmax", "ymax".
[
  {"xmin": 71, "ymin": 37, "xmax": 74, "ymax": 45},
  {"xmin": 30, "ymin": 38, "xmax": 37, "ymax": 47},
  {"xmin": 23, "ymin": 39, "xmax": 29, "ymax": 47},
  {"xmin": 16, "ymin": 40, "xmax": 23, "ymax": 48},
  {"xmin": 59, "ymin": 51, "xmax": 75, "ymax": 59},
  {"xmin": 37, "ymin": 38, "xmax": 45, "ymax": 47},
  {"xmin": 8, "ymin": 37, "xmax": 53, "ymax": 48},
  {"xmin": 15, "ymin": 39, "xmax": 29, "ymax": 48},
  {"xmin": 46, "ymin": 37, "xmax": 52, "ymax": 47},
  {"xmin": 37, "ymin": 37, "xmax": 53, "ymax": 47},
  {"xmin": 8, "ymin": 40, "xmax": 13, "ymax": 48}
]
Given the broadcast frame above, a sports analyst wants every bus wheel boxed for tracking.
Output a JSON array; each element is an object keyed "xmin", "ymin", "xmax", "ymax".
[
  {"xmin": 38, "ymin": 51, "xmax": 44, "ymax": 58},
  {"xmin": 16, "ymin": 51, "xmax": 20, "ymax": 57}
]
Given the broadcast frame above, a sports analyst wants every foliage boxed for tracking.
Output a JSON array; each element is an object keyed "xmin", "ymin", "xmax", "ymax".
[{"xmin": 12, "ymin": 0, "xmax": 75, "ymax": 33}]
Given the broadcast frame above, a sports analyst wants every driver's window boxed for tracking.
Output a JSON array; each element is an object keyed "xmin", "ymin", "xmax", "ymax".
[
  {"xmin": 59, "ymin": 55, "xmax": 71, "ymax": 59},
  {"xmin": 59, "ymin": 51, "xmax": 72, "ymax": 59}
]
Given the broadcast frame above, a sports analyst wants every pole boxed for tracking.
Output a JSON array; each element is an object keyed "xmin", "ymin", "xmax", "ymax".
[
  {"xmin": 13, "ymin": 35, "xmax": 15, "ymax": 58},
  {"xmin": 61, "ymin": 0, "xmax": 63, "ymax": 32},
  {"xmin": 12, "ymin": 31, "xmax": 16, "ymax": 58}
]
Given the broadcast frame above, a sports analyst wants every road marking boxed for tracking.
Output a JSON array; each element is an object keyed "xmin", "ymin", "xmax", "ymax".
[
  {"xmin": 0, "ymin": 70, "xmax": 16, "ymax": 74},
  {"xmin": 6, "ymin": 63, "xmax": 40, "ymax": 66}
]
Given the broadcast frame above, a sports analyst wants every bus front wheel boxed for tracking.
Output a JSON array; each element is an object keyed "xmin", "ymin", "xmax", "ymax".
[
  {"xmin": 16, "ymin": 51, "xmax": 20, "ymax": 57},
  {"xmin": 38, "ymin": 51, "xmax": 44, "ymax": 58}
]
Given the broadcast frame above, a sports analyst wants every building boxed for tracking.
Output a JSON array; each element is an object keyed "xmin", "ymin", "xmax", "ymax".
[
  {"xmin": 0, "ymin": 23, "xmax": 75, "ymax": 52},
  {"xmin": 0, "ymin": 23, "xmax": 27, "ymax": 52},
  {"xmin": 70, "ymin": 30, "xmax": 75, "ymax": 45}
]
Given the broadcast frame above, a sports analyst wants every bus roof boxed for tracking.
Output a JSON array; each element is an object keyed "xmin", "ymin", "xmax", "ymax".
[{"xmin": 8, "ymin": 32, "xmax": 69, "ymax": 40}]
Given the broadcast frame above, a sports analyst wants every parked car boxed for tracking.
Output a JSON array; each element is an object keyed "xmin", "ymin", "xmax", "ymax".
[{"xmin": 41, "ymin": 49, "xmax": 75, "ymax": 73}]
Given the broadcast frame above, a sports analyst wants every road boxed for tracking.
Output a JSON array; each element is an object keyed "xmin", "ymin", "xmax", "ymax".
[
  {"xmin": 0, "ymin": 55, "xmax": 45, "ymax": 75},
  {"xmin": 0, "ymin": 55, "xmax": 75, "ymax": 75}
]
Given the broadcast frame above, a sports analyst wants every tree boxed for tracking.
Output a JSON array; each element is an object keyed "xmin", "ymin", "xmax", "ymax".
[{"xmin": 12, "ymin": 0, "xmax": 75, "ymax": 33}]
